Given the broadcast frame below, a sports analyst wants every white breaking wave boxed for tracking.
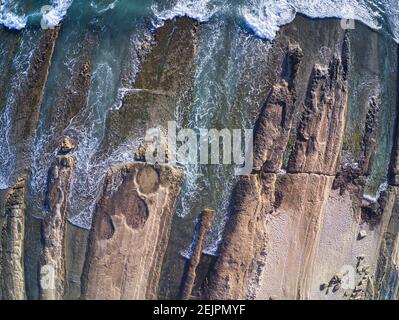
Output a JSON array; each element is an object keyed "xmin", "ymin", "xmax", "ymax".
[
  {"xmin": 240, "ymin": 0, "xmax": 297, "ymax": 39},
  {"xmin": 0, "ymin": 11, "xmax": 26, "ymax": 30},
  {"xmin": 151, "ymin": 0, "xmax": 222, "ymax": 25},
  {"xmin": 41, "ymin": 0, "xmax": 74, "ymax": 29},
  {"xmin": 152, "ymin": 0, "xmax": 399, "ymax": 42},
  {"xmin": 363, "ymin": 181, "xmax": 388, "ymax": 203},
  {"xmin": 0, "ymin": 0, "xmax": 73, "ymax": 30},
  {"xmin": 240, "ymin": 0, "xmax": 378, "ymax": 39},
  {"xmin": 0, "ymin": 1, "xmax": 27, "ymax": 30}
]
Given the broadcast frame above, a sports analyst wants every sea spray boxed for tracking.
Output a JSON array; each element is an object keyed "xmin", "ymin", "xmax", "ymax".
[{"xmin": 1, "ymin": 0, "xmax": 398, "ymax": 44}]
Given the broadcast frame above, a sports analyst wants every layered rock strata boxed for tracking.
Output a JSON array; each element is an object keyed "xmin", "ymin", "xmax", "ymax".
[
  {"xmin": 0, "ymin": 178, "xmax": 26, "ymax": 300},
  {"xmin": 205, "ymin": 33, "xmax": 351, "ymax": 299},
  {"xmin": 39, "ymin": 150, "xmax": 75, "ymax": 300},
  {"xmin": 101, "ymin": 17, "xmax": 199, "ymax": 153},
  {"xmin": 82, "ymin": 163, "xmax": 184, "ymax": 299},
  {"xmin": 8, "ymin": 29, "xmax": 60, "ymax": 183},
  {"xmin": 180, "ymin": 209, "xmax": 215, "ymax": 300}
]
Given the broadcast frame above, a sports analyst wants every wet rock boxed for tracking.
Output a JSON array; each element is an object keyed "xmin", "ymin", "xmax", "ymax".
[
  {"xmin": 101, "ymin": 17, "xmax": 199, "ymax": 154},
  {"xmin": 206, "ymin": 31, "xmax": 351, "ymax": 300},
  {"xmin": 0, "ymin": 178, "xmax": 26, "ymax": 300},
  {"xmin": 361, "ymin": 202, "xmax": 383, "ymax": 227},
  {"xmin": 7, "ymin": 29, "xmax": 60, "ymax": 183},
  {"xmin": 359, "ymin": 97, "xmax": 381, "ymax": 175},
  {"xmin": 180, "ymin": 209, "xmax": 215, "ymax": 300}
]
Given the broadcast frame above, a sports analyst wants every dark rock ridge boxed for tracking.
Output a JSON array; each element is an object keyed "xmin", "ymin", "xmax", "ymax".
[
  {"xmin": 40, "ymin": 152, "xmax": 74, "ymax": 300},
  {"xmin": 205, "ymin": 32, "xmax": 351, "ymax": 299},
  {"xmin": 0, "ymin": 178, "xmax": 26, "ymax": 300},
  {"xmin": 8, "ymin": 29, "xmax": 60, "ymax": 183}
]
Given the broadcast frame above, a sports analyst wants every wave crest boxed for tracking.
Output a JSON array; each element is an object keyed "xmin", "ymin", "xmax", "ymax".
[{"xmin": 0, "ymin": 1, "xmax": 27, "ymax": 30}]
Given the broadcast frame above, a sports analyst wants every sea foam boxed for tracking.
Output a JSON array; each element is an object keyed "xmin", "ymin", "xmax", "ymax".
[
  {"xmin": 152, "ymin": 0, "xmax": 398, "ymax": 42},
  {"xmin": 0, "ymin": 0, "xmax": 73, "ymax": 30},
  {"xmin": 0, "ymin": 1, "xmax": 27, "ymax": 30}
]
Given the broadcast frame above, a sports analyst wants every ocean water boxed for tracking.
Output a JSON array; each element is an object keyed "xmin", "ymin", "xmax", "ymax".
[
  {"xmin": 0, "ymin": 0, "xmax": 398, "ymax": 41},
  {"xmin": 0, "ymin": 0, "xmax": 398, "ymax": 256}
]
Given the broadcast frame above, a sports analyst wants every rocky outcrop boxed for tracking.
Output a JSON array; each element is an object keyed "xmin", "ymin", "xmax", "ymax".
[
  {"xmin": 39, "ymin": 149, "xmax": 75, "ymax": 300},
  {"xmin": 180, "ymin": 209, "xmax": 214, "ymax": 300},
  {"xmin": 287, "ymin": 57, "xmax": 349, "ymax": 175},
  {"xmin": 0, "ymin": 178, "xmax": 26, "ymax": 300},
  {"xmin": 205, "ymin": 174, "xmax": 265, "ymax": 299},
  {"xmin": 334, "ymin": 96, "xmax": 381, "ymax": 195},
  {"xmin": 373, "ymin": 84, "xmax": 399, "ymax": 299},
  {"xmin": 101, "ymin": 17, "xmax": 199, "ymax": 153},
  {"xmin": 39, "ymin": 32, "xmax": 96, "ymax": 155},
  {"xmin": 253, "ymin": 44, "xmax": 303, "ymax": 172},
  {"xmin": 9, "ymin": 29, "xmax": 60, "ymax": 182},
  {"xmin": 0, "ymin": 33, "xmax": 60, "ymax": 299},
  {"xmin": 205, "ymin": 31, "xmax": 351, "ymax": 299},
  {"xmin": 82, "ymin": 163, "xmax": 184, "ymax": 300},
  {"xmin": 0, "ymin": 30, "xmax": 21, "ymax": 115},
  {"xmin": 203, "ymin": 42, "xmax": 305, "ymax": 300}
]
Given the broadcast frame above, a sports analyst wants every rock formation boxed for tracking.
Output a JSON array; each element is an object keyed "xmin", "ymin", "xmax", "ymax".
[
  {"xmin": 0, "ymin": 13, "xmax": 398, "ymax": 301},
  {"xmin": 82, "ymin": 163, "xmax": 184, "ymax": 299},
  {"xmin": 8, "ymin": 29, "xmax": 60, "ymax": 183},
  {"xmin": 40, "ymin": 144, "xmax": 75, "ymax": 300},
  {"xmin": 0, "ymin": 178, "xmax": 26, "ymax": 300},
  {"xmin": 200, "ymin": 19, "xmax": 399, "ymax": 300},
  {"xmin": 180, "ymin": 209, "xmax": 215, "ymax": 300},
  {"xmin": 205, "ymin": 32, "xmax": 351, "ymax": 299}
]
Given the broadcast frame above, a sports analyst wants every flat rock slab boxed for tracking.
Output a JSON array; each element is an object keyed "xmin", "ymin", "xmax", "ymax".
[{"xmin": 82, "ymin": 163, "xmax": 184, "ymax": 300}]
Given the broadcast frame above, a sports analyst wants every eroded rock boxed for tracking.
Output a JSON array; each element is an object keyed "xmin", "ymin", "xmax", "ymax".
[
  {"xmin": 180, "ymin": 209, "xmax": 215, "ymax": 300},
  {"xmin": 82, "ymin": 163, "xmax": 184, "ymax": 300},
  {"xmin": 0, "ymin": 178, "xmax": 26, "ymax": 300}
]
